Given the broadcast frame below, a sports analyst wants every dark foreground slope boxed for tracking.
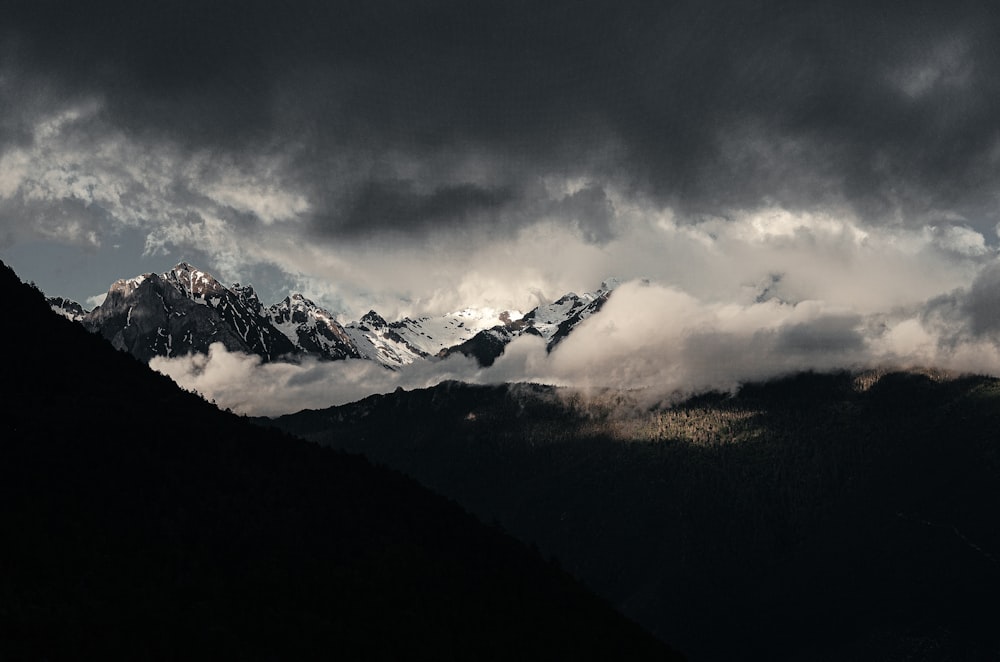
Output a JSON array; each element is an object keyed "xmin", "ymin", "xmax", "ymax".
[
  {"xmin": 0, "ymin": 262, "xmax": 679, "ymax": 661},
  {"xmin": 270, "ymin": 376, "xmax": 1000, "ymax": 660}
]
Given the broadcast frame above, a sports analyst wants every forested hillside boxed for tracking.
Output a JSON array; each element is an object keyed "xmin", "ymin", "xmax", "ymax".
[{"xmin": 270, "ymin": 374, "xmax": 1000, "ymax": 660}]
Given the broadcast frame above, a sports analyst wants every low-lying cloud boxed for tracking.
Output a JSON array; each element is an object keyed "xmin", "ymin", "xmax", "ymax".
[
  {"xmin": 151, "ymin": 346, "xmax": 484, "ymax": 417},
  {"xmin": 151, "ymin": 262, "xmax": 1000, "ymax": 417}
]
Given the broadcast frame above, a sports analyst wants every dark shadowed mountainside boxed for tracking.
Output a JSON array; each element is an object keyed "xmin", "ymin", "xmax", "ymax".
[
  {"xmin": 267, "ymin": 375, "xmax": 1000, "ymax": 660},
  {"xmin": 0, "ymin": 260, "xmax": 679, "ymax": 661}
]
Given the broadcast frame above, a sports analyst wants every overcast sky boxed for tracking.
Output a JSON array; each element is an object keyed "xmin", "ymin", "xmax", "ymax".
[{"xmin": 4, "ymin": 1, "xmax": 1000, "ymax": 410}]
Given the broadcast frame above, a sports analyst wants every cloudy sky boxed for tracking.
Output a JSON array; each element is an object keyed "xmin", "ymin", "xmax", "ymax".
[{"xmin": 4, "ymin": 1, "xmax": 1000, "ymax": 411}]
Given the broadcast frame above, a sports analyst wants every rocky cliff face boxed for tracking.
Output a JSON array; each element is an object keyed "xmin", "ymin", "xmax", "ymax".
[
  {"xmin": 440, "ymin": 280, "xmax": 618, "ymax": 366},
  {"xmin": 55, "ymin": 262, "xmax": 620, "ymax": 368},
  {"xmin": 267, "ymin": 293, "xmax": 361, "ymax": 361},
  {"xmin": 83, "ymin": 264, "xmax": 296, "ymax": 363},
  {"xmin": 47, "ymin": 296, "xmax": 87, "ymax": 321}
]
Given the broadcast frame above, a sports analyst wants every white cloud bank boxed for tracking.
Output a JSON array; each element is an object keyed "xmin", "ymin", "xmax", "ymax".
[
  {"xmin": 143, "ymin": 175, "xmax": 1000, "ymax": 417},
  {"xmin": 150, "ymin": 345, "xmax": 485, "ymax": 417},
  {"xmin": 151, "ymin": 267, "xmax": 1000, "ymax": 417}
]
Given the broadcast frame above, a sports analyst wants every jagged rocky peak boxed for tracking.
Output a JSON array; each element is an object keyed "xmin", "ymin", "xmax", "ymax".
[
  {"xmin": 286, "ymin": 292, "xmax": 320, "ymax": 309},
  {"xmin": 107, "ymin": 272, "xmax": 155, "ymax": 296},
  {"xmin": 270, "ymin": 292, "xmax": 325, "ymax": 317},
  {"xmin": 360, "ymin": 310, "xmax": 388, "ymax": 328},
  {"xmin": 267, "ymin": 295, "xmax": 296, "ymax": 323},
  {"xmin": 164, "ymin": 262, "xmax": 227, "ymax": 300},
  {"xmin": 55, "ymin": 261, "xmax": 625, "ymax": 369},
  {"xmin": 554, "ymin": 292, "xmax": 581, "ymax": 304},
  {"xmin": 47, "ymin": 296, "xmax": 89, "ymax": 321},
  {"xmin": 231, "ymin": 282, "xmax": 263, "ymax": 312},
  {"xmin": 231, "ymin": 282, "xmax": 271, "ymax": 320},
  {"xmin": 440, "ymin": 278, "xmax": 619, "ymax": 366},
  {"xmin": 268, "ymin": 292, "xmax": 332, "ymax": 324},
  {"xmin": 95, "ymin": 272, "xmax": 170, "ymax": 318},
  {"xmin": 77, "ymin": 262, "xmax": 299, "ymax": 363},
  {"xmin": 266, "ymin": 293, "xmax": 361, "ymax": 361}
]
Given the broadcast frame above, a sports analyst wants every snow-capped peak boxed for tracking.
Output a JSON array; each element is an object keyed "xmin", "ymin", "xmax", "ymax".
[
  {"xmin": 265, "ymin": 293, "xmax": 360, "ymax": 361},
  {"xmin": 165, "ymin": 262, "xmax": 227, "ymax": 302},
  {"xmin": 47, "ymin": 296, "xmax": 89, "ymax": 321},
  {"xmin": 57, "ymin": 262, "xmax": 623, "ymax": 371}
]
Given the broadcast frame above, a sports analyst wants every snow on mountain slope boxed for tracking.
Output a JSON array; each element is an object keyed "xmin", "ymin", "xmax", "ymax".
[
  {"xmin": 47, "ymin": 296, "xmax": 88, "ymax": 321},
  {"xmin": 82, "ymin": 263, "xmax": 296, "ymax": 362},
  {"xmin": 267, "ymin": 294, "xmax": 361, "ymax": 361},
  {"xmin": 441, "ymin": 279, "xmax": 619, "ymax": 366},
  {"xmin": 56, "ymin": 262, "xmax": 618, "ymax": 370},
  {"xmin": 343, "ymin": 311, "xmax": 428, "ymax": 368},
  {"xmin": 527, "ymin": 278, "xmax": 619, "ymax": 348},
  {"xmin": 339, "ymin": 307, "xmax": 527, "ymax": 368},
  {"xmin": 387, "ymin": 308, "xmax": 523, "ymax": 356}
]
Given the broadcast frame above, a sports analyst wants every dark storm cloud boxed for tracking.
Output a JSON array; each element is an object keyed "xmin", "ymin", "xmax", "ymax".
[
  {"xmin": 549, "ymin": 184, "xmax": 616, "ymax": 243},
  {"xmin": 917, "ymin": 259, "xmax": 1000, "ymax": 352},
  {"xmin": 5, "ymin": 0, "xmax": 1000, "ymax": 238},
  {"xmin": 336, "ymin": 180, "xmax": 515, "ymax": 236},
  {"xmin": 325, "ymin": 178, "xmax": 616, "ymax": 242},
  {"xmin": 964, "ymin": 262, "xmax": 1000, "ymax": 336}
]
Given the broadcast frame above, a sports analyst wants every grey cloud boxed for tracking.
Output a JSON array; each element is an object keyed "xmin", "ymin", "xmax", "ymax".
[
  {"xmin": 673, "ymin": 316, "xmax": 868, "ymax": 394},
  {"xmin": 918, "ymin": 259, "xmax": 1000, "ymax": 346},
  {"xmin": 965, "ymin": 261, "xmax": 1000, "ymax": 336},
  {"xmin": 310, "ymin": 177, "xmax": 619, "ymax": 245},
  {"xmin": 13, "ymin": 0, "xmax": 1000, "ymax": 406},
  {"xmin": 776, "ymin": 315, "xmax": 866, "ymax": 354},
  {"xmin": 285, "ymin": 364, "xmax": 337, "ymax": 388},
  {"xmin": 6, "ymin": 0, "xmax": 1000, "ymax": 243},
  {"xmin": 548, "ymin": 184, "xmax": 616, "ymax": 244},
  {"xmin": 151, "ymin": 343, "xmax": 484, "ymax": 416},
  {"xmin": 333, "ymin": 180, "xmax": 516, "ymax": 237},
  {"xmin": 152, "ymin": 272, "xmax": 1000, "ymax": 416}
]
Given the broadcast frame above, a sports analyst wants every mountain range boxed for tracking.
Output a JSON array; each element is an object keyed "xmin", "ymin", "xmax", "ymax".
[
  {"xmin": 49, "ymin": 262, "xmax": 615, "ymax": 368},
  {"xmin": 2, "ymin": 259, "xmax": 678, "ymax": 660},
  {"xmin": 12, "ymin": 253, "xmax": 1000, "ymax": 659}
]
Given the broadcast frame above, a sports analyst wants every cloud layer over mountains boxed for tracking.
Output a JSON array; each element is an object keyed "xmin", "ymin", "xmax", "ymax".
[
  {"xmin": 6, "ymin": 1, "xmax": 1000, "ymax": 411},
  {"xmin": 152, "ymin": 259, "xmax": 1000, "ymax": 416}
]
